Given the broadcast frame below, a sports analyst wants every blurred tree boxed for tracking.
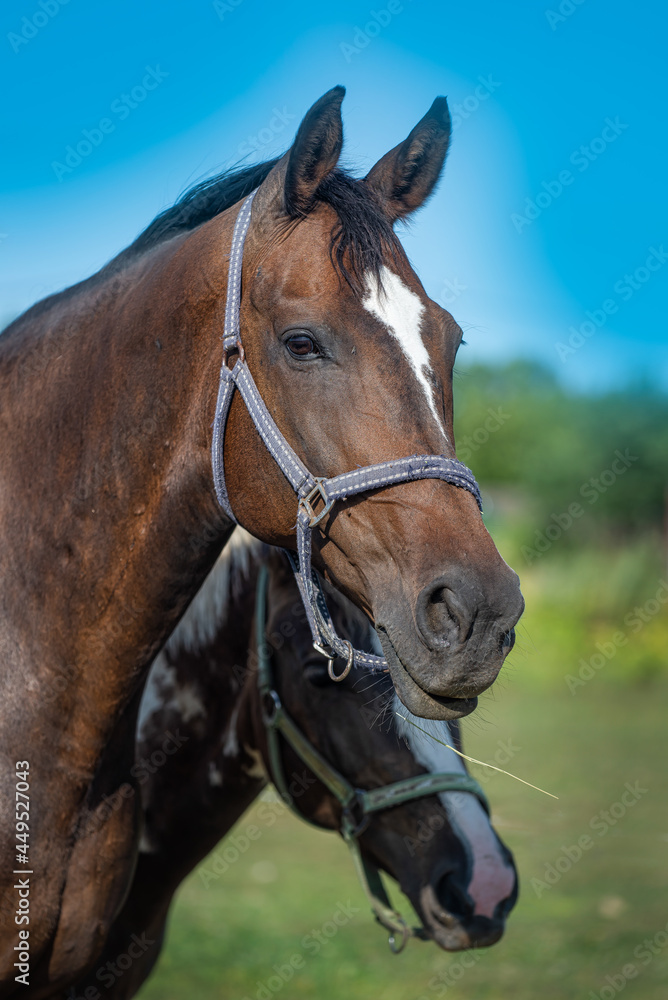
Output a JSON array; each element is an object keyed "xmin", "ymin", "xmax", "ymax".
[{"xmin": 453, "ymin": 361, "xmax": 668, "ymax": 538}]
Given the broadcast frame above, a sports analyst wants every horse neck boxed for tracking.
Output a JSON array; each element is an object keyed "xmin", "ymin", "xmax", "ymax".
[
  {"xmin": 0, "ymin": 210, "xmax": 239, "ymax": 766},
  {"xmin": 137, "ymin": 543, "xmax": 267, "ymax": 860}
]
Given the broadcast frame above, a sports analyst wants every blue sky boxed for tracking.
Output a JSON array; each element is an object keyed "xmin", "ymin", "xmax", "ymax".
[{"xmin": 1, "ymin": 0, "xmax": 665, "ymax": 390}]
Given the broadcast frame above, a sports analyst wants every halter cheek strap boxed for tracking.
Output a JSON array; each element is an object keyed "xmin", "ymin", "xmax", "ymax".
[{"xmin": 212, "ymin": 191, "xmax": 484, "ymax": 676}]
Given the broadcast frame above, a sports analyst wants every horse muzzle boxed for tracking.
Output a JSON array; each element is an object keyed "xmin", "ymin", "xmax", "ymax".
[
  {"xmin": 417, "ymin": 858, "xmax": 518, "ymax": 951},
  {"xmin": 374, "ymin": 570, "xmax": 524, "ymax": 721}
]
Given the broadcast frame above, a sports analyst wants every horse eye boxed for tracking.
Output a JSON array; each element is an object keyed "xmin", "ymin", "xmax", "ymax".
[{"xmin": 285, "ymin": 334, "xmax": 318, "ymax": 358}]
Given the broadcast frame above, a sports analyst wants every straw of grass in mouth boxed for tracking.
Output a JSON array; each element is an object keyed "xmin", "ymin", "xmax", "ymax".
[{"xmin": 396, "ymin": 713, "xmax": 558, "ymax": 800}]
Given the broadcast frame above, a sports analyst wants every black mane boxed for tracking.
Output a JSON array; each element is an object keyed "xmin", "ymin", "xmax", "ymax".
[
  {"xmin": 130, "ymin": 159, "xmax": 278, "ymax": 255},
  {"xmin": 129, "ymin": 157, "xmax": 400, "ymax": 291}
]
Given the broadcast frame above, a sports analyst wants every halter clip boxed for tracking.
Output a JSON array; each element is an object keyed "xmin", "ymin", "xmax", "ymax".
[{"xmin": 313, "ymin": 639, "xmax": 354, "ymax": 682}]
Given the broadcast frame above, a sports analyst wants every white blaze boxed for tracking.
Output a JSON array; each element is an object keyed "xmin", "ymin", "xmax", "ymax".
[
  {"xmin": 363, "ymin": 265, "xmax": 447, "ymax": 440},
  {"xmin": 394, "ymin": 699, "xmax": 515, "ymax": 919}
]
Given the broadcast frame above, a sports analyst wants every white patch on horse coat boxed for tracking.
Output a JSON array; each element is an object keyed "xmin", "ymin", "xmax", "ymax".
[
  {"xmin": 242, "ymin": 745, "xmax": 267, "ymax": 781},
  {"xmin": 138, "ymin": 527, "xmax": 262, "ymax": 743},
  {"xmin": 137, "ymin": 652, "xmax": 206, "ymax": 745},
  {"xmin": 137, "ymin": 652, "xmax": 175, "ymax": 743},
  {"xmin": 164, "ymin": 527, "xmax": 262, "ymax": 658},
  {"xmin": 139, "ymin": 830, "xmax": 156, "ymax": 854},
  {"xmin": 394, "ymin": 698, "xmax": 515, "ymax": 919},
  {"xmin": 363, "ymin": 266, "xmax": 446, "ymax": 440},
  {"xmin": 208, "ymin": 761, "xmax": 224, "ymax": 787},
  {"xmin": 175, "ymin": 685, "xmax": 207, "ymax": 723},
  {"xmin": 223, "ymin": 706, "xmax": 241, "ymax": 758}
]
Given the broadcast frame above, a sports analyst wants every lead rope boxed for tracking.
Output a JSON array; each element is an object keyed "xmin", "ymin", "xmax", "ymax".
[
  {"xmin": 212, "ymin": 190, "xmax": 484, "ymax": 678},
  {"xmin": 253, "ymin": 563, "xmax": 489, "ymax": 952}
]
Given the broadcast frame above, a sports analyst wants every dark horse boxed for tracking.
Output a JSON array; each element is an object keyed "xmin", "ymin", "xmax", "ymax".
[
  {"xmin": 68, "ymin": 532, "xmax": 518, "ymax": 999},
  {"xmin": 0, "ymin": 88, "xmax": 523, "ymax": 993}
]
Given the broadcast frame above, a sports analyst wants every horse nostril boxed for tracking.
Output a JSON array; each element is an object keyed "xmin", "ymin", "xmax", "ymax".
[
  {"xmin": 416, "ymin": 576, "xmax": 476, "ymax": 651},
  {"xmin": 434, "ymin": 872, "xmax": 474, "ymax": 922},
  {"xmin": 499, "ymin": 627, "xmax": 516, "ymax": 654}
]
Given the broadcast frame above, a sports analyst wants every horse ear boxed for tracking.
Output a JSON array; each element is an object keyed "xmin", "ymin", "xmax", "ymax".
[
  {"xmin": 284, "ymin": 85, "xmax": 345, "ymax": 216},
  {"xmin": 364, "ymin": 97, "xmax": 452, "ymax": 221},
  {"xmin": 248, "ymin": 87, "xmax": 345, "ymax": 234}
]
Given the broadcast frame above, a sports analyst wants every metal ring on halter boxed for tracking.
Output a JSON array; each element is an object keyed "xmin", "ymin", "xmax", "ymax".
[
  {"xmin": 387, "ymin": 924, "xmax": 411, "ymax": 954},
  {"xmin": 327, "ymin": 639, "xmax": 354, "ymax": 682},
  {"xmin": 261, "ymin": 688, "xmax": 282, "ymax": 727},
  {"xmin": 222, "ymin": 341, "xmax": 245, "ymax": 370}
]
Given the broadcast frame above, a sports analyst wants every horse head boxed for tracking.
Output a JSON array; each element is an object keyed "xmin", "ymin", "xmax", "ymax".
[
  {"xmin": 246, "ymin": 547, "xmax": 518, "ymax": 951},
  {"xmin": 216, "ymin": 87, "xmax": 524, "ymax": 720}
]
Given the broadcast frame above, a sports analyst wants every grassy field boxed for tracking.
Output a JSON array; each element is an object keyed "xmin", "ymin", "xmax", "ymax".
[
  {"xmin": 138, "ymin": 545, "xmax": 668, "ymax": 1000},
  {"xmin": 138, "ymin": 686, "xmax": 667, "ymax": 1000}
]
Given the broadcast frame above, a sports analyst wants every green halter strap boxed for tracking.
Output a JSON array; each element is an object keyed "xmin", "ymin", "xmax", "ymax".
[{"xmin": 254, "ymin": 564, "xmax": 489, "ymax": 953}]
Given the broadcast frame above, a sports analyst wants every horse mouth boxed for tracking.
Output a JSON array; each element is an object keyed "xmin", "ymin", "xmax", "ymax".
[
  {"xmin": 417, "ymin": 882, "xmax": 507, "ymax": 951},
  {"xmin": 375, "ymin": 626, "xmax": 479, "ymax": 721}
]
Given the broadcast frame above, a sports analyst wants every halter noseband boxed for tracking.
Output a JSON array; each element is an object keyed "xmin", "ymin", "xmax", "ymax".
[
  {"xmin": 253, "ymin": 563, "xmax": 489, "ymax": 952},
  {"xmin": 212, "ymin": 190, "xmax": 484, "ymax": 677}
]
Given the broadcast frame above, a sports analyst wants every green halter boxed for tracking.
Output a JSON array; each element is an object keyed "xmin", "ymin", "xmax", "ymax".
[{"xmin": 254, "ymin": 564, "xmax": 489, "ymax": 953}]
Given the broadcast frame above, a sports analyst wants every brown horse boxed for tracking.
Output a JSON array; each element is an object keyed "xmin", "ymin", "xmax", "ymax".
[
  {"xmin": 0, "ymin": 87, "xmax": 522, "ymax": 993},
  {"xmin": 68, "ymin": 533, "xmax": 518, "ymax": 999}
]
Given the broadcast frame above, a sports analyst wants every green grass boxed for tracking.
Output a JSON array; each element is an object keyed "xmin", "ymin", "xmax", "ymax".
[{"xmin": 138, "ymin": 544, "xmax": 668, "ymax": 1000}]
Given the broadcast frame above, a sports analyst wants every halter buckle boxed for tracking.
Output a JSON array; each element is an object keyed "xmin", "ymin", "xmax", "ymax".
[
  {"xmin": 342, "ymin": 792, "xmax": 371, "ymax": 839},
  {"xmin": 299, "ymin": 479, "xmax": 334, "ymax": 527}
]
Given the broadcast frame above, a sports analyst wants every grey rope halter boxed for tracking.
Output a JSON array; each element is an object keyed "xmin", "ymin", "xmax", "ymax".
[{"xmin": 212, "ymin": 190, "xmax": 483, "ymax": 677}]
